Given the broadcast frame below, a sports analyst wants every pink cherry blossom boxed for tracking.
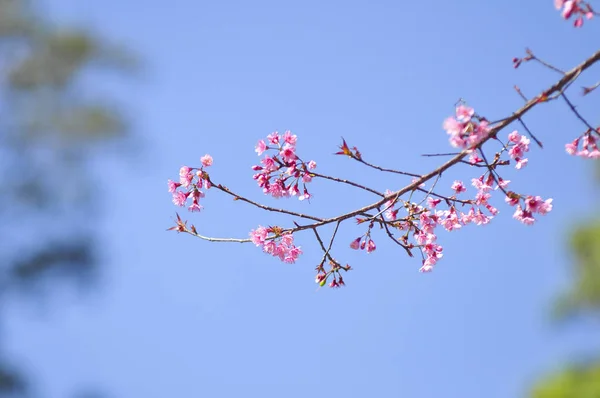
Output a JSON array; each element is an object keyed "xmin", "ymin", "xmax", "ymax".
[
  {"xmin": 179, "ymin": 166, "xmax": 193, "ymax": 187},
  {"xmin": 255, "ymin": 139, "xmax": 268, "ymax": 155},
  {"xmin": 475, "ymin": 191, "xmax": 491, "ymax": 205},
  {"xmin": 267, "ymin": 131, "xmax": 280, "ymax": 145},
  {"xmin": 513, "ymin": 205, "xmax": 535, "ymax": 225},
  {"xmin": 505, "ymin": 194, "xmax": 519, "ymax": 207},
  {"xmin": 172, "ymin": 191, "xmax": 187, "ymax": 207},
  {"xmin": 288, "ymin": 184, "xmax": 300, "ymax": 196},
  {"xmin": 168, "ymin": 179, "xmax": 181, "ymax": 193},
  {"xmin": 508, "ymin": 130, "xmax": 521, "ymax": 143},
  {"xmin": 307, "ymin": 160, "xmax": 317, "ymax": 170},
  {"xmin": 515, "ymin": 158, "xmax": 529, "ymax": 169},
  {"xmin": 200, "ymin": 154, "xmax": 213, "ymax": 167},
  {"xmin": 455, "ymin": 105, "xmax": 475, "ymax": 123},
  {"xmin": 250, "ymin": 226, "xmax": 269, "ymax": 246},
  {"xmin": 427, "ymin": 197, "xmax": 441, "ymax": 209},
  {"xmin": 261, "ymin": 155, "xmax": 277, "ymax": 171},
  {"xmin": 451, "ymin": 180, "xmax": 467, "ymax": 194},
  {"xmin": 472, "ymin": 209, "xmax": 491, "ymax": 225},
  {"xmin": 299, "ymin": 188, "xmax": 311, "ymax": 201},
  {"xmin": 496, "ymin": 178, "xmax": 510, "ymax": 190},
  {"xmin": 283, "ymin": 130, "xmax": 297, "ymax": 147},
  {"xmin": 302, "ymin": 173, "xmax": 313, "ymax": 183},
  {"xmin": 469, "ymin": 152, "xmax": 483, "ymax": 164},
  {"xmin": 280, "ymin": 144, "xmax": 297, "ymax": 162},
  {"xmin": 188, "ymin": 201, "xmax": 203, "ymax": 212},
  {"xmin": 350, "ymin": 237, "xmax": 361, "ymax": 250},
  {"xmin": 385, "ymin": 208, "xmax": 399, "ymax": 221}
]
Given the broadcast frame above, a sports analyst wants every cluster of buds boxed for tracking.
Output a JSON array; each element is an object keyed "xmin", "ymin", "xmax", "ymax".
[
  {"xmin": 250, "ymin": 225, "xmax": 303, "ymax": 264},
  {"xmin": 349, "ymin": 234, "xmax": 377, "ymax": 253},
  {"xmin": 555, "ymin": 0, "xmax": 596, "ymax": 27},
  {"xmin": 168, "ymin": 155, "xmax": 213, "ymax": 212},
  {"xmin": 315, "ymin": 261, "xmax": 351, "ymax": 288},
  {"xmin": 252, "ymin": 130, "xmax": 317, "ymax": 200}
]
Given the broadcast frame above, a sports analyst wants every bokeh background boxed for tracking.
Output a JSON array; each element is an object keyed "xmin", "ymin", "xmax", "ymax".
[{"xmin": 1, "ymin": 1, "xmax": 599, "ymax": 397}]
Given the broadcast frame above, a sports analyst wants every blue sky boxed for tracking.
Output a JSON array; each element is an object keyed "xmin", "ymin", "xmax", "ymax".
[{"xmin": 5, "ymin": 1, "xmax": 600, "ymax": 397}]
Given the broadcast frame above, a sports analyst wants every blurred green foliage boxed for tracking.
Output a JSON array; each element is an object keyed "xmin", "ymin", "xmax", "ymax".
[
  {"xmin": 530, "ymin": 162, "xmax": 600, "ymax": 397},
  {"xmin": 0, "ymin": 0, "xmax": 137, "ymax": 396},
  {"xmin": 531, "ymin": 363, "xmax": 600, "ymax": 398}
]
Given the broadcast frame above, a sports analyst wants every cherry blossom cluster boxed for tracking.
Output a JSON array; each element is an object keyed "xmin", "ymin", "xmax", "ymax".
[
  {"xmin": 250, "ymin": 225, "xmax": 303, "ymax": 264},
  {"xmin": 168, "ymin": 154, "xmax": 213, "ymax": 212},
  {"xmin": 252, "ymin": 130, "xmax": 317, "ymax": 201},
  {"xmin": 555, "ymin": 0, "xmax": 596, "ymax": 27},
  {"xmin": 339, "ymin": 110, "xmax": 552, "ymax": 274},
  {"xmin": 443, "ymin": 105, "xmax": 490, "ymax": 151},
  {"xmin": 565, "ymin": 129, "xmax": 600, "ymax": 158}
]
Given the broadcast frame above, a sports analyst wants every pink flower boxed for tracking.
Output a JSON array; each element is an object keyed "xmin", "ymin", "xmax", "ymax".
[
  {"xmin": 307, "ymin": 160, "xmax": 317, "ymax": 170},
  {"xmin": 385, "ymin": 208, "xmax": 399, "ymax": 221},
  {"xmin": 461, "ymin": 208, "xmax": 475, "ymax": 225},
  {"xmin": 189, "ymin": 189, "xmax": 205, "ymax": 201},
  {"xmin": 419, "ymin": 263, "xmax": 434, "ymax": 273},
  {"xmin": 438, "ymin": 209, "xmax": 462, "ymax": 231},
  {"xmin": 427, "ymin": 197, "xmax": 441, "ymax": 209},
  {"xmin": 485, "ymin": 204, "xmax": 499, "ymax": 216},
  {"xmin": 496, "ymin": 178, "xmax": 510, "ymax": 190},
  {"xmin": 188, "ymin": 201, "xmax": 203, "ymax": 212},
  {"xmin": 508, "ymin": 130, "xmax": 521, "ymax": 143},
  {"xmin": 267, "ymin": 131, "xmax": 280, "ymax": 145},
  {"xmin": 443, "ymin": 117, "xmax": 462, "ymax": 136},
  {"xmin": 284, "ymin": 245, "xmax": 303, "ymax": 263},
  {"xmin": 179, "ymin": 166, "xmax": 193, "ymax": 187},
  {"xmin": 451, "ymin": 180, "xmax": 467, "ymax": 194},
  {"xmin": 472, "ymin": 209, "xmax": 491, "ymax": 225},
  {"xmin": 168, "ymin": 179, "xmax": 181, "ymax": 193},
  {"xmin": 515, "ymin": 158, "xmax": 528, "ymax": 169},
  {"xmin": 280, "ymin": 144, "xmax": 297, "ymax": 162},
  {"xmin": 280, "ymin": 233, "xmax": 294, "ymax": 247},
  {"xmin": 350, "ymin": 237, "xmax": 361, "ymax": 250},
  {"xmin": 366, "ymin": 239, "xmax": 376, "ymax": 253},
  {"xmin": 302, "ymin": 173, "xmax": 313, "ymax": 183},
  {"xmin": 299, "ymin": 188, "xmax": 311, "ymax": 201},
  {"xmin": 267, "ymin": 180, "xmax": 286, "ymax": 198},
  {"xmin": 283, "ymin": 130, "xmax": 297, "ymax": 147},
  {"xmin": 250, "ymin": 226, "xmax": 268, "ymax": 246},
  {"xmin": 475, "ymin": 191, "xmax": 491, "ymax": 205},
  {"xmin": 525, "ymin": 196, "xmax": 553, "ymax": 215},
  {"xmin": 261, "ymin": 155, "xmax": 277, "ymax": 171},
  {"xmin": 469, "ymin": 152, "xmax": 483, "ymax": 164},
  {"xmin": 288, "ymin": 184, "xmax": 300, "ymax": 196},
  {"xmin": 513, "ymin": 205, "xmax": 535, "ymax": 225},
  {"xmin": 472, "ymin": 176, "xmax": 493, "ymax": 192},
  {"xmin": 172, "ymin": 191, "xmax": 187, "ymax": 207},
  {"xmin": 455, "ymin": 105, "xmax": 474, "ymax": 123},
  {"xmin": 563, "ymin": 1, "xmax": 577, "ymax": 19},
  {"xmin": 200, "ymin": 154, "xmax": 213, "ymax": 167},
  {"xmin": 255, "ymin": 139, "xmax": 268, "ymax": 155},
  {"xmin": 524, "ymin": 196, "xmax": 544, "ymax": 212},
  {"xmin": 504, "ymin": 194, "xmax": 519, "ymax": 207},
  {"xmin": 538, "ymin": 198, "xmax": 553, "ymax": 215},
  {"xmin": 565, "ymin": 139, "xmax": 579, "ymax": 155},
  {"xmin": 589, "ymin": 149, "xmax": 600, "ymax": 158}
]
